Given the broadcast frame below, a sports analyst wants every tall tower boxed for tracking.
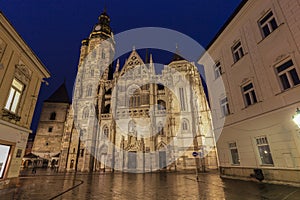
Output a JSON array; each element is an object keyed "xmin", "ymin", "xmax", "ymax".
[
  {"xmin": 71, "ymin": 9, "xmax": 114, "ymax": 172},
  {"xmin": 32, "ymin": 83, "xmax": 70, "ymax": 166}
]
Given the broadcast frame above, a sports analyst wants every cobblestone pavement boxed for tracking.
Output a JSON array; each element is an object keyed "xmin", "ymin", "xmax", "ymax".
[{"xmin": 1, "ymin": 169, "xmax": 300, "ymax": 200}]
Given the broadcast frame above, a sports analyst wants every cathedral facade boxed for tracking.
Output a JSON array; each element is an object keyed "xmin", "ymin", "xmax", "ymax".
[{"xmin": 58, "ymin": 10, "xmax": 217, "ymax": 172}]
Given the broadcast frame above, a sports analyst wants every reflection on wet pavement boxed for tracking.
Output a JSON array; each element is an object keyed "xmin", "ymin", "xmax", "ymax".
[{"xmin": 1, "ymin": 170, "xmax": 300, "ymax": 200}]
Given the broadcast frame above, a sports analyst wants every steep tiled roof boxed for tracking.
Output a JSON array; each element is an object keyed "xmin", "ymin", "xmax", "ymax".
[{"xmin": 45, "ymin": 83, "xmax": 70, "ymax": 103}]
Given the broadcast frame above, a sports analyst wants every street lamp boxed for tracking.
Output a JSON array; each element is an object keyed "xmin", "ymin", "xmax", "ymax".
[{"xmin": 292, "ymin": 108, "xmax": 300, "ymax": 128}]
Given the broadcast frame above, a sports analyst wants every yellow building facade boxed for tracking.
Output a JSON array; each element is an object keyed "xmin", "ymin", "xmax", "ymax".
[{"xmin": 0, "ymin": 12, "xmax": 50, "ymax": 189}]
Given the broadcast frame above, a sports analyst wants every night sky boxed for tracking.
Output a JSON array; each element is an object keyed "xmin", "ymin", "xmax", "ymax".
[{"xmin": 1, "ymin": 0, "xmax": 242, "ymax": 134}]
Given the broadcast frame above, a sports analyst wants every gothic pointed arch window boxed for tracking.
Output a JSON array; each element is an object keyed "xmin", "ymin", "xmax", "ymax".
[
  {"xmin": 129, "ymin": 87, "xmax": 141, "ymax": 108},
  {"xmin": 86, "ymin": 85, "xmax": 92, "ymax": 97},
  {"xmin": 83, "ymin": 107, "xmax": 89, "ymax": 119},
  {"xmin": 182, "ymin": 119, "xmax": 189, "ymax": 131},
  {"xmin": 103, "ymin": 125, "xmax": 109, "ymax": 138},
  {"xmin": 102, "ymin": 50, "xmax": 106, "ymax": 59},
  {"xmin": 50, "ymin": 112, "xmax": 56, "ymax": 120},
  {"xmin": 103, "ymin": 104, "xmax": 110, "ymax": 114}
]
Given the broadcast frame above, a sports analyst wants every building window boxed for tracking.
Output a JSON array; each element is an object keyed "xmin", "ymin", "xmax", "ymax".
[
  {"xmin": 86, "ymin": 85, "xmax": 92, "ymax": 97},
  {"xmin": 103, "ymin": 126, "xmax": 109, "ymax": 138},
  {"xmin": 220, "ymin": 97, "xmax": 230, "ymax": 117},
  {"xmin": 16, "ymin": 149, "xmax": 22, "ymax": 158},
  {"xmin": 214, "ymin": 61, "xmax": 222, "ymax": 79},
  {"xmin": 48, "ymin": 127, "xmax": 53, "ymax": 132},
  {"xmin": 256, "ymin": 136, "xmax": 274, "ymax": 165},
  {"xmin": 259, "ymin": 11, "xmax": 278, "ymax": 38},
  {"xmin": 129, "ymin": 89, "xmax": 141, "ymax": 108},
  {"xmin": 232, "ymin": 41, "xmax": 244, "ymax": 62},
  {"xmin": 83, "ymin": 107, "xmax": 89, "ymax": 119},
  {"xmin": 80, "ymin": 149, "xmax": 84, "ymax": 157},
  {"xmin": 50, "ymin": 112, "xmax": 56, "ymax": 120},
  {"xmin": 276, "ymin": 60, "xmax": 300, "ymax": 90},
  {"xmin": 242, "ymin": 83, "xmax": 258, "ymax": 106},
  {"xmin": 91, "ymin": 69, "xmax": 94, "ymax": 77},
  {"xmin": 4, "ymin": 78, "xmax": 24, "ymax": 113},
  {"xmin": 182, "ymin": 119, "xmax": 189, "ymax": 131},
  {"xmin": 179, "ymin": 88, "xmax": 186, "ymax": 111},
  {"xmin": 102, "ymin": 50, "xmax": 105, "ymax": 59},
  {"xmin": 229, "ymin": 142, "xmax": 240, "ymax": 165}
]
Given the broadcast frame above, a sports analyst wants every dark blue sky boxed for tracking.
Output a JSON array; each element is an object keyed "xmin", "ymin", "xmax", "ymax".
[{"xmin": 1, "ymin": 0, "xmax": 242, "ymax": 134}]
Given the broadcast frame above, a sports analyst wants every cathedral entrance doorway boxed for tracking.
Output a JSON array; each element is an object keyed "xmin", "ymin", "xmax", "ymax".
[
  {"xmin": 128, "ymin": 152, "xmax": 137, "ymax": 169},
  {"xmin": 159, "ymin": 151, "xmax": 167, "ymax": 169},
  {"xmin": 100, "ymin": 153, "xmax": 107, "ymax": 171}
]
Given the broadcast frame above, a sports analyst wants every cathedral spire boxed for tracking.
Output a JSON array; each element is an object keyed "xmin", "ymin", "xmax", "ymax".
[
  {"xmin": 150, "ymin": 54, "xmax": 155, "ymax": 75},
  {"xmin": 115, "ymin": 59, "xmax": 120, "ymax": 72},
  {"xmin": 171, "ymin": 44, "xmax": 185, "ymax": 62},
  {"xmin": 113, "ymin": 59, "xmax": 120, "ymax": 78}
]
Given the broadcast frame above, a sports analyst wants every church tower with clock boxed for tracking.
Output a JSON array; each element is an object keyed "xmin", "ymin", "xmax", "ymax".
[{"xmin": 59, "ymin": 9, "xmax": 115, "ymax": 172}]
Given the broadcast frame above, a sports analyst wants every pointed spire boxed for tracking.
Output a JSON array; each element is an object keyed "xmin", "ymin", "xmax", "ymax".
[
  {"xmin": 145, "ymin": 49, "xmax": 149, "ymax": 64},
  {"xmin": 133, "ymin": 46, "xmax": 136, "ymax": 51},
  {"xmin": 115, "ymin": 59, "xmax": 120, "ymax": 72},
  {"xmin": 171, "ymin": 43, "xmax": 185, "ymax": 62},
  {"xmin": 45, "ymin": 82, "xmax": 70, "ymax": 103},
  {"xmin": 150, "ymin": 54, "xmax": 155, "ymax": 75},
  {"xmin": 103, "ymin": 1, "xmax": 107, "ymax": 13},
  {"xmin": 150, "ymin": 53, "xmax": 153, "ymax": 64}
]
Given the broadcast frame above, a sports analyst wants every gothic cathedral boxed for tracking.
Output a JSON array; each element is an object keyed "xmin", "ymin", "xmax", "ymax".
[{"xmin": 56, "ymin": 10, "xmax": 217, "ymax": 172}]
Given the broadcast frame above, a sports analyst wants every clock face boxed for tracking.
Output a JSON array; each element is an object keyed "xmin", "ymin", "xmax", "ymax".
[{"xmin": 95, "ymin": 25, "xmax": 101, "ymax": 31}]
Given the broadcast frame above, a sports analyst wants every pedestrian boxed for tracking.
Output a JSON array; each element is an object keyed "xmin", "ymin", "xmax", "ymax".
[{"xmin": 32, "ymin": 167, "xmax": 36, "ymax": 174}]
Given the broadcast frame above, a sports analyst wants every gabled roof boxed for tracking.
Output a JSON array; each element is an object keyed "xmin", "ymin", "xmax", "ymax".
[
  {"xmin": 120, "ymin": 49, "xmax": 146, "ymax": 76},
  {"xmin": 45, "ymin": 82, "xmax": 70, "ymax": 103}
]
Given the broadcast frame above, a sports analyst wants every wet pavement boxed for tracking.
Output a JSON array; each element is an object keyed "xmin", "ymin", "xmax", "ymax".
[{"xmin": 1, "ymin": 169, "xmax": 300, "ymax": 200}]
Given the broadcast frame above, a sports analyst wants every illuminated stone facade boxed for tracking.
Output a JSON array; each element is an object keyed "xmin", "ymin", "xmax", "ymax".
[{"xmin": 58, "ymin": 10, "xmax": 217, "ymax": 172}]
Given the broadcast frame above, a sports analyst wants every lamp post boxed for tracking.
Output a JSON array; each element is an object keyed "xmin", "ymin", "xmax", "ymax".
[{"xmin": 293, "ymin": 108, "xmax": 300, "ymax": 128}]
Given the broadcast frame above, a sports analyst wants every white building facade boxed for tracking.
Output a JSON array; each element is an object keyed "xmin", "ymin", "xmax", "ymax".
[{"xmin": 200, "ymin": 0, "xmax": 300, "ymax": 184}]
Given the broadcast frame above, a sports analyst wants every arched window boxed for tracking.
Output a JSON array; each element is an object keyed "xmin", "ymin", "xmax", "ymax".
[
  {"xmin": 92, "ymin": 51, "xmax": 96, "ymax": 59},
  {"xmin": 86, "ymin": 85, "xmax": 92, "ymax": 97},
  {"xmin": 157, "ymin": 122, "xmax": 164, "ymax": 136},
  {"xmin": 157, "ymin": 84, "xmax": 164, "ymax": 90},
  {"xmin": 91, "ymin": 69, "xmax": 94, "ymax": 77},
  {"xmin": 129, "ymin": 88, "xmax": 141, "ymax": 108},
  {"xmin": 50, "ymin": 112, "xmax": 56, "ymax": 120},
  {"xmin": 83, "ymin": 107, "xmax": 89, "ymax": 119},
  {"xmin": 103, "ymin": 126, "xmax": 109, "ymax": 138},
  {"xmin": 182, "ymin": 119, "xmax": 189, "ymax": 131},
  {"xmin": 102, "ymin": 50, "xmax": 105, "ymax": 59},
  {"xmin": 157, "ymin": 100, "xmax": 166, "ymax": 110},
  {"xmin": 103, "ymin": 104, "xmax": 110, "ymax": 114}
]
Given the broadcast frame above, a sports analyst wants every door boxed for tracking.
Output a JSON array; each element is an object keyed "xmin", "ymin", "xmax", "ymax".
[
  {"xmin": 159, "ymin": 151, "xmax": 167, "ymax": 169},
  {"xmin": 128, "ymin": 152, "xmax": 137, "ymax": 169}
]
